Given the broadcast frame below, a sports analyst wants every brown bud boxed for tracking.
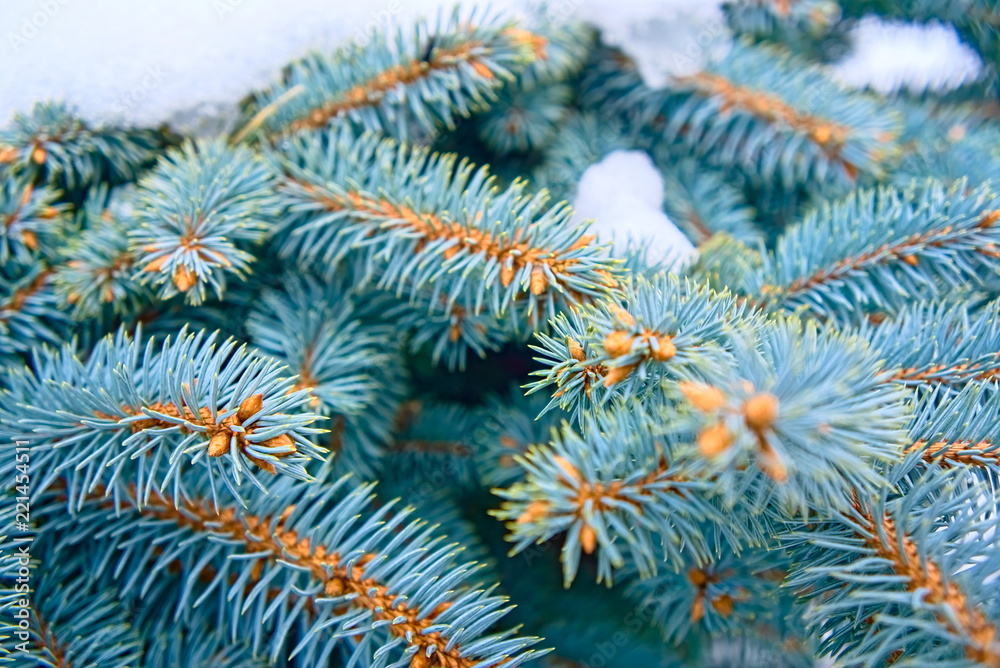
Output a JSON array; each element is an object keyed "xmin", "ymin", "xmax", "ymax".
[
  {"xmin": 603, "ymin": 363, "xmax": 636, "ymax": 387},
  {"xmin": 449, "ymin": 322, "xmax": 462, "ymax": 342},
  {"xmin": 552, "ymin": 454, "xmax": 581, "ymax": 483},
  {"xmin": 899, "ymin": 254, "xmax": 918, "ymax": 266},
  {"xmin": 698, "ymin": 423, "xmax": 734, "ymax": 457},
  {"xmin": 410, "ymin": 650, "xmax": 433, "ymax": 668},
  {"xmin": 758, "ymin": 446, "xmax": 788, "ymax": 483},
  {"xmin": 690, "ymin": 596, "xmax": 705, "ymax": 623},
  {"xmin": 172, "ymin": 265, "xmax": 198, "ymax": 292},
  {"xmin": 20, "ymin": 229, "xmax": 38, "ymax": 250},
  {"xmin": 607, "ymin": 302, "xmax": 635, "ymax": 328},
  {"xmin": 579, "ymin": 523, "xmax": 597, "ymax": 554},
  {"xmin": 208, "ymin": 431, "xmax": 231, "ymax": 457},
  {"xmin": 143, "ymin": 255, "xmax": 168, "ymax": 273},
  {"xmin": 471, "ymin": 60, "xmax": 495, "ymax": 79},
  {"xmin": 811, "ymin": 125, "xmax": 831, "ymax": 145},
  {"xmin": 567, "ymin": 337, "xmax": 586, "ymax": 362},
  {"xmin": 30, "ymin": 145, "xmax": 46, "ymax": 165},
  {"xmin": 247, "ymin": 454, "xmax": 277, "ymax": 475},
  {"xmin": 979, "ymin": 210, "xmax": 1000, "ymax": 229},
  {"xmin": 499, "ymin": 263, "xmax": 515, "ymax": 288},
  {"xmin": 687, "ymin": 567, "xmax": 708, "ymax": 587},
  {"xmin": 711, "ymin": 593, "xmax": 734, "ymax": 617},
  {"xmin": 743, "ymin": 393, "xmax": 779, "ymax": 432},
  {"xmin": 503, "ymin": 27, "xmax": 548, "ymax": 58},
  {"xmin": 0, "ymin": 146, "xmax": 16, "ymax": 163},
  {"xmin": 679, "ymin": 382, "xmax": 726, "ymax": 413},
  {"xmin": 264, "ymin": 433, "xmax": 296, "ymax": 454},
  {"xmin": 650, "ymin": 335, "xmax": 677, "ymax": 362},
  {"xmin": 325, "ymin": 579, "xmax": 345, "ymax": 597},
  {"xmin": 603, "ymin": 330, "xmax": 634, "ymax": 357},
  {"xmin": 238, "ymin": 393, "xmax": 264, "ymax": 422},
  {"xmin": 530, "ymin": 266, "xmax": 547, "ymax": 295},
  {"xmin": 517, "ymin": 500, "xmax": 550, "ymax": 524}
]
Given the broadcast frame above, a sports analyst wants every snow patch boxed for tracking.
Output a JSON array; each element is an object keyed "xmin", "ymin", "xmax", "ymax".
[
  {"xmin": 576, "ymin": 0, "xmax": 730, "ymax": 88},
  {"xmin": 571, "ymin": 150, "xmax": 696, "ymax": 268},
  {"xmin": 833, "ymin": 17, "xmax": 983, "ymax": 94}
]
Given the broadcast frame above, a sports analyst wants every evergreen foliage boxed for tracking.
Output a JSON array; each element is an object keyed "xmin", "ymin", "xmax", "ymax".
[{"xmin": 3, "ymin": 3, "xmax": 1000, "ymax": 667}]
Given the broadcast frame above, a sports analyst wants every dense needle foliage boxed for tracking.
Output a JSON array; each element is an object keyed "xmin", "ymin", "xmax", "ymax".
[{"xmin": 2, "ymin": 3, "xmax": 1000, "ymax": 667}]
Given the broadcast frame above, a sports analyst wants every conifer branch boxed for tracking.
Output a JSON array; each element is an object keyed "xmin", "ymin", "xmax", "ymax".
[
  {"xmin": 0, "ymin": 327, "xmax": 326, "ymax": 507},
  {"xmin": 250, "ymin": 9, "xmax": 545, "ymax": 139},
  {"xmin": 623, "ymin": 530, "xmax": 794, "ymax": 645},
  {"xmin": 1, "ymin": 172, "xmax": 67, "ymax": 264},
  {"xmin": 474, "ymin": 388, "xmax": 565, "ymax": 488},
  {"xmin": 863, "ymin": 299, "xmax": 1000, "ymax": 390},
  {"xmin": 672, "ymin": 317, "xmax": 908, "ymax": 514},
  {"xmin": 52, "ymin": 186, "xmax": 150, "ymax": 318},
  {"xmin": 755, "ymin": 179, "xmax": 1000, "ymax": 324},
  {"xmin": 0, "ymin": 101, "xmax": 162, "ymax": 191},
  {"xmin": 786, "ymin": 467, "xmax": 1000, "ymax": 665},
  {"xmin": 657, "ymin": 160, "xmax": 764, "ymax": 247},
  {"xmin": 903, "ymin": 382, "xmax": 1000, "ymax": 474},
  {"xmin": 130, "ymin": 139, "xmax": 279, "ymax": 305},
  {"xmin": 493, "ymin": 410, "xmax": 720, "ymax": 586},
  {"xmin": 0, "ymin": 263, "xmax": 66, "ymax": 366},
  {"xmin": 35, "ymin": 469, "xmax": 545, "ymax": 667},
  {"xmin": 661, "ymin": 42, "xmax": 900, "ymax": 189},
  {"xmin": 527, "ymin": 275, "xmax": 753, "ymax": 417},
  {"xmin": 0, "ymin": 532, "xmax": 144, "ymax": 667},
  {"xmin": 270, "ymin": 128, "xmax": 619, "ymax": 330}
]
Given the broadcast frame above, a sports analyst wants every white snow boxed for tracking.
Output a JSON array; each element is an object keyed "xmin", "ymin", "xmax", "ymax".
[
  {"xmin": 576, "ymin": 0, "xmax": 730, "ymax": 88},
  {"xmin": 833, "ymin": 16, "xmax": 984, "ymax": 94},
  {"xmin": 571, "ymin": 150, "xmax": 696, "ymax": 269}
]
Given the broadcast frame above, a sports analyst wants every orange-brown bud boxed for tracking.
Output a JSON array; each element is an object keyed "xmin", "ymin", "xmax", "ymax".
[
  {"xmin": 567, "ymin": 337, "xmax": 586, "ymax": 362},
  {"xmin": 208, "ymin": 431, "xmax": 231, "ymax": 457},
  {"xmin": 603, "ymin": 330, "xmax": 634, "ymax": 357},
  {"xmin": 679, "ymin": 382, "xmax": 726, "ymax": 413},
  {"xmin": 603, "ymin": 363, "xmax": 636, "ymax": 387},
  {"xmin": 172, "ymin": 265, "xmax": 198, "ymax": 292},
  {"xmin": 698, "ymin": 423, "xmax": 734, "ymax": 457},
  {"xmin": 238, "ymin": 393, "xmax": 264, "ymax": 422},
  {"xmin": 650, "ymin": 335, "xmax": 677, "ymax": 362},
  {"xmin": 579, "ymin": 523, "xmax": 597, "ymax": 554},
  {"xmin": 743, "ymin": 393, "xmax": 779, "ymax": 432}
]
